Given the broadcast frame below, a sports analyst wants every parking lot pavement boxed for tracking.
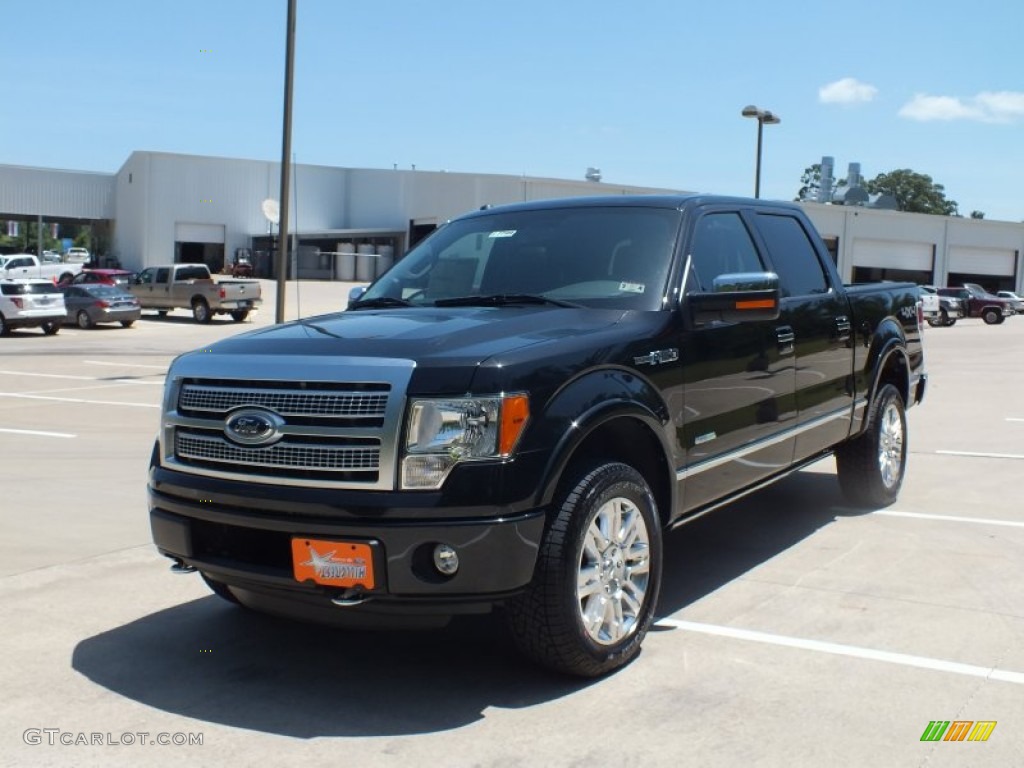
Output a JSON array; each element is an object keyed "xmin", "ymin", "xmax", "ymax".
[{"xmin": 1, "ymin": 297, "xmax": 1023, "ymax": 767}]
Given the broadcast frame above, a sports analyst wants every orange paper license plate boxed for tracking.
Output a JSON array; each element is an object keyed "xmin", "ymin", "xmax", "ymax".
[{"xmin": 291, "ymin": 538, "xmax": 375, "ymax": 589}]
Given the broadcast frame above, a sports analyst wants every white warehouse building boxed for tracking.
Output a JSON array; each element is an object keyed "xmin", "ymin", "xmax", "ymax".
[{"xmin": 1, "ymin": 150, "xmax": 1021, "ymax": 292}]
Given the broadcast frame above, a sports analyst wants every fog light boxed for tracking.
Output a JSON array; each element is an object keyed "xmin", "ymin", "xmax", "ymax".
[{"xmin": 433, "ymin": 544, "xmax": 459, "ymax": 576}]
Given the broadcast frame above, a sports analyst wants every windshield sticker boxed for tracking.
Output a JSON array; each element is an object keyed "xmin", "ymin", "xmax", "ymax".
[
  {"xmin": 488, "ymin": 230, "xmax": 517, "ymax": 238},
  {"xmin": 619, "ymin": 282, "xmax": 646, "ymax": 294}
]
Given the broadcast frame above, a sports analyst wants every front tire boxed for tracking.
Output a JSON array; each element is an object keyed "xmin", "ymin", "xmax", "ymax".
[
  {"xmin": 41, "ymin": 321, "xmax": 60, "ymax": 335},
  {"xmin": 982, "ymin": 308, "xmax": 1000, "ymax": 325},
  {"xmin": 230, "ymin": 309, "xmax": 250, "ymax": 322},
  {"xmin": 120, "ymin": 320, "xmax": 135, "ymax": 328},
  {"xmin": 507, "ymin": 462, "xmax": 662, "ymax": 677},
  {"xmin": 836, "ymin": 383, "xmax": 907, "ymax": 508}
]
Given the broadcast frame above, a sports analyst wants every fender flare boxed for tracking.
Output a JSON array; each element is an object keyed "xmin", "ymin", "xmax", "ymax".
[
  {"xmin": 525, "ymin": 367, "xmax": 677, "ymax": 518},
  {"xmin": 861, "ymin": 318, "xmax": 910, "ymax": 423}
]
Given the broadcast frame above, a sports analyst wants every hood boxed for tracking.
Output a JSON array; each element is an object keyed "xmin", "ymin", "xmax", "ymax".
[{"xmin": 177, "ymin": 306, "xmax": 629, "ymax": 393}]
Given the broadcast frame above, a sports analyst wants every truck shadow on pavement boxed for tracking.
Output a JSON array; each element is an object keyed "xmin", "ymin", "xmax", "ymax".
[{"xmin": 71, "ymin": 467, "xmax": 868, "ymax": 738}]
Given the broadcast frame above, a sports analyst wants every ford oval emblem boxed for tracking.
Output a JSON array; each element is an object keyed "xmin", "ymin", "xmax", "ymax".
[{"xmin": 224, "ymin": 408, "xmax": 285, "ymax": 446}]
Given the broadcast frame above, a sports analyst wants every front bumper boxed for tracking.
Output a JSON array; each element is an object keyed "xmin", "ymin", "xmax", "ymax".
[{"xmin": 149, "ymin": 479, "xmax": 546, "ymax": 621}]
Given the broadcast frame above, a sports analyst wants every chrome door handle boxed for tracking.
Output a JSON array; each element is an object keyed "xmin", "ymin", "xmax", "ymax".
[{"xmin": 776, "ymin": 326, "xmax": 795, "ymax": 355}]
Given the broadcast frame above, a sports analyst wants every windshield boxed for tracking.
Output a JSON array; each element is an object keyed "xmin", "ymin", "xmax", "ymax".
[{"xmin": 358, "ymin": 205, "xmax": 680, "ymax": 311}]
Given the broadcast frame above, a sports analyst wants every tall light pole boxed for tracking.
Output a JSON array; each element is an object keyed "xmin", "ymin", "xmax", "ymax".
[
  {"xmin": 275, "ymin": 0, "xmax": 297, "ymax": 324},
  {"xmin": 741, "ymin": 105, "xmax": 780, "ymax": 199}
]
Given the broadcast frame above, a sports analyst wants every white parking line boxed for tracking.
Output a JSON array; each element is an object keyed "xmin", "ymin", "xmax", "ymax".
[
  {"xmin": 1008, "ymin": 418, "xmax": 1024, "ymax": 423},
  {"xmin": 0, "ymin": 370, "xmax": 96, "ymax": 381},
  {"xmin": 872, "ymin": 509, "xmax": 1024, "ymax": 529},
  {"xmin": 0, "ymin": 393, "xmax": 159, "ymax": 409},
  {"xmin": 0, "ymin": 372, "xmax": 162, "ymax": 387},
  {"xmin": 0, "ymin": 427, "xmax": 76, "ymax": 439},
  {"xmin": 655, "ymin": 619, "xmax": 1024, "ymax": 685},
  {"xmin": 937, "ymin": 450, "xmax": 1024, "ymax": 460},
  {"xmin": 84, "ymin": 360, "xmax": 168, "ymax": 370}
]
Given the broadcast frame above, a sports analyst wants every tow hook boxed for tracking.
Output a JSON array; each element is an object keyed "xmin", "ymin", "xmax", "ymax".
[
  {"xmin": 169, "ymin": 559, "xmax": 197, "ymax": 574},
  {"xmin": 331, "ymin": 588, "xmax": 371, "ymax": 607}
]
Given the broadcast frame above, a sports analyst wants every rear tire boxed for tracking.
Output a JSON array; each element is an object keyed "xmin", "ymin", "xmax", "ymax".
[
  {"xmin": 41, "ymin": 321, "xmax": 60, "ymax": 335},
  {"xmin": 0, "ymin": 314, "xmax": 10, "ymax": 336},
  {"xmin": 76, "ymin": 310, "xmax": 94, "ymax": 329},
  {"xmin": 192, "ymin": 298, "xmax": 211, "ymax": 324},
  {"xmin": 836, "ymin": 384, "xmax": 907, "ymax": 508},
  {"xmin": 506, "ymin": 462, "xmax": 662, "ymax": 677}
]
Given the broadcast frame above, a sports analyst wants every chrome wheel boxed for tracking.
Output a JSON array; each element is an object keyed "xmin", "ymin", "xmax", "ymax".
[
  {"xmin": 877, "ymin": 401, "xmax": 904, "ymax": 489},
  {"xmin": 577, "ymin": 496, "xmax": 651, "ymax": 646}
]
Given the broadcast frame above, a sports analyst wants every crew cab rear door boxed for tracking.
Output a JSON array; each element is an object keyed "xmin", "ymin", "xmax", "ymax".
[
  {"xmin": 751, "ymin": 210, "xmax": 854, "ymax": 458},
  {"xmin": 678, "ymin": 209, "xmax": 796, "ymax": 511}
]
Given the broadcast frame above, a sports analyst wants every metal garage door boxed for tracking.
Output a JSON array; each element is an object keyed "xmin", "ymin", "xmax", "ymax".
[
  {"xmin": 948, "ymin": 246, "xmax": 1016, "ymax": 276},
  {"xmin": 175, "ymin": 222, "xmax": 225, "ymax": 243},
  {"xmin": 852, "ymin": 238, "xmax": 934, "ymax": 270}
]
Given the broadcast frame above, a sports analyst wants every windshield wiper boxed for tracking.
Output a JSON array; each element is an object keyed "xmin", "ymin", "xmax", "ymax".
[
  {"xmin": 433, "ymin": 294, "xmax": 581, "ymax": 308},
  {"xmin": 347, "ymin": 296, "xmax": 414, "ymax": 310}
]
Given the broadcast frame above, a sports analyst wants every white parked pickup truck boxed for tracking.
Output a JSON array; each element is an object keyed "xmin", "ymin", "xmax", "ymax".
[
  {"xmin": 0, "ymin": 254, "xmax": 83, "ymax": 284},
  {"xmin": 129, "ymin": 263, "xmax": 262, "ymax": 323}
]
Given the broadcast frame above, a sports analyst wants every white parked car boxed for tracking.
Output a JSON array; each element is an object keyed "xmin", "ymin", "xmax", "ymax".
[
  {"xmin": 65, "ymin": 247, "xmax": 91, "ymax": 264},
  {"xmin": 0, "ymin": 278, "xmax": 66, "ymax": 335},
  {"xmin": 996, "ymin": 291, "xmax": 1024, "ymax": 313}
]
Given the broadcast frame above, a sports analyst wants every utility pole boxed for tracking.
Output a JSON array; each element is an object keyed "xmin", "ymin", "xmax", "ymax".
[{"xmin": 275, "ymin": 0, "xmax": 297, "ymax": 323}]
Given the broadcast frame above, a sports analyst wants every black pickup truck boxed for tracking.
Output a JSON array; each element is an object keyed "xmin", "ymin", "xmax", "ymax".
[{"xmin": 149, "ymin": 195, "xmax": 926, "ymax": 677}]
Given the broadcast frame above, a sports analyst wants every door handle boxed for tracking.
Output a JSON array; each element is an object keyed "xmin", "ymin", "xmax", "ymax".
[
  {"xmin": 835, "ymin": 316, "xmax": 852, "ymax": 342},
  {"xmin": 776, "ymin": 325, "xmax": 795, "ymax": 355}
]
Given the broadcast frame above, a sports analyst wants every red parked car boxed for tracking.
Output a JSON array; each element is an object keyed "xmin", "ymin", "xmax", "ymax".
[{"xmin": 66, "ymin": 269, "xmax": 136, "ymax": 289}]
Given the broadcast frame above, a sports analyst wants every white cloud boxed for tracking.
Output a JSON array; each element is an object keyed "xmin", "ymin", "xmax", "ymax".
[
  {"xmin": 975, "ymin": 91, "xmax": 1024, "ymax": 120},
  {"xmin": 899, "ymin": 91, "xmax": 1024, "ymax": 123},
  {"xmin": 818, "ymin": 77, "xmax": 878, "ymax": 105}
]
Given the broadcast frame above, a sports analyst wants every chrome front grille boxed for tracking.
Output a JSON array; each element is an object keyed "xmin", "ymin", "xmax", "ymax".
[
  {"xmin": 160, "ymin": 356, "xmax": 415, "ymax": 490},
  {"xmin": 177, "ymin": 432, "xmax": 379, "ymax": 473},
  {"xmin": 179, "ymin": 384, "xmax": 388, "ymax": 419}
]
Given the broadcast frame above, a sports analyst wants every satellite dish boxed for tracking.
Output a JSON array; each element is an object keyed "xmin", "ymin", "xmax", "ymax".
[{"xmin": 261, "ymin": 198, "xmax": 280, "ymax": 225}]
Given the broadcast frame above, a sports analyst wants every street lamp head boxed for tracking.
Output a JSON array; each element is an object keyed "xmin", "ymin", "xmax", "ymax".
[{"xmin": 741, "ymin": 105, "xmax": 781, "ymax": 124}]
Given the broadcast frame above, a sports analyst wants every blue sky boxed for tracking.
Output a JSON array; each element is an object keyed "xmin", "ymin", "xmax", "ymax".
[{"xmin": 3, "ymin": 0, "xmax": 1023, "ymax": 220}]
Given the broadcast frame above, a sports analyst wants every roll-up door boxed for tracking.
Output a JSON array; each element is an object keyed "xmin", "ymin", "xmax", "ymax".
[
  {"xmin": 175, "ymin": 223, "xmax": 225, "ymax": 243},
  {"xmin": 948, "ymin": 246, "xmax": 1016, "ymax": 276},
  {"xmin": 852, "ymin": 239, "xmax": 934, "ymax": 271}
]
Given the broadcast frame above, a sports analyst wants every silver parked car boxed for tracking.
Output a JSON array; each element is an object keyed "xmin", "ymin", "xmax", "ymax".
[
  {"xmin": 60, "ymin": 283, "xmax": 141, "ymax": 329},
  {"xmin": 996, "ymin": 291, "xmax": 1024, "ymax": 313}
]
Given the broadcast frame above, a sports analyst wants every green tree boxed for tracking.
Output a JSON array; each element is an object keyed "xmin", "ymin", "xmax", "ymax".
[
  {"xmin": 795, "ymin": 164, "xmax": 845, "ymax": 202},
  {"xmin": 865, "ymin": 169, "xmax": 958, "ymax": 215},
  {"xmin": 970, "ymin": 210, "xmax": 985, "ymax": 219}
]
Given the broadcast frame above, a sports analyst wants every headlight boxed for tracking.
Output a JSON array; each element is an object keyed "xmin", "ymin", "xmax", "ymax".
[{"xmin": 402, "ymin": 394, "xmax": 529, "ymax": 489}]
